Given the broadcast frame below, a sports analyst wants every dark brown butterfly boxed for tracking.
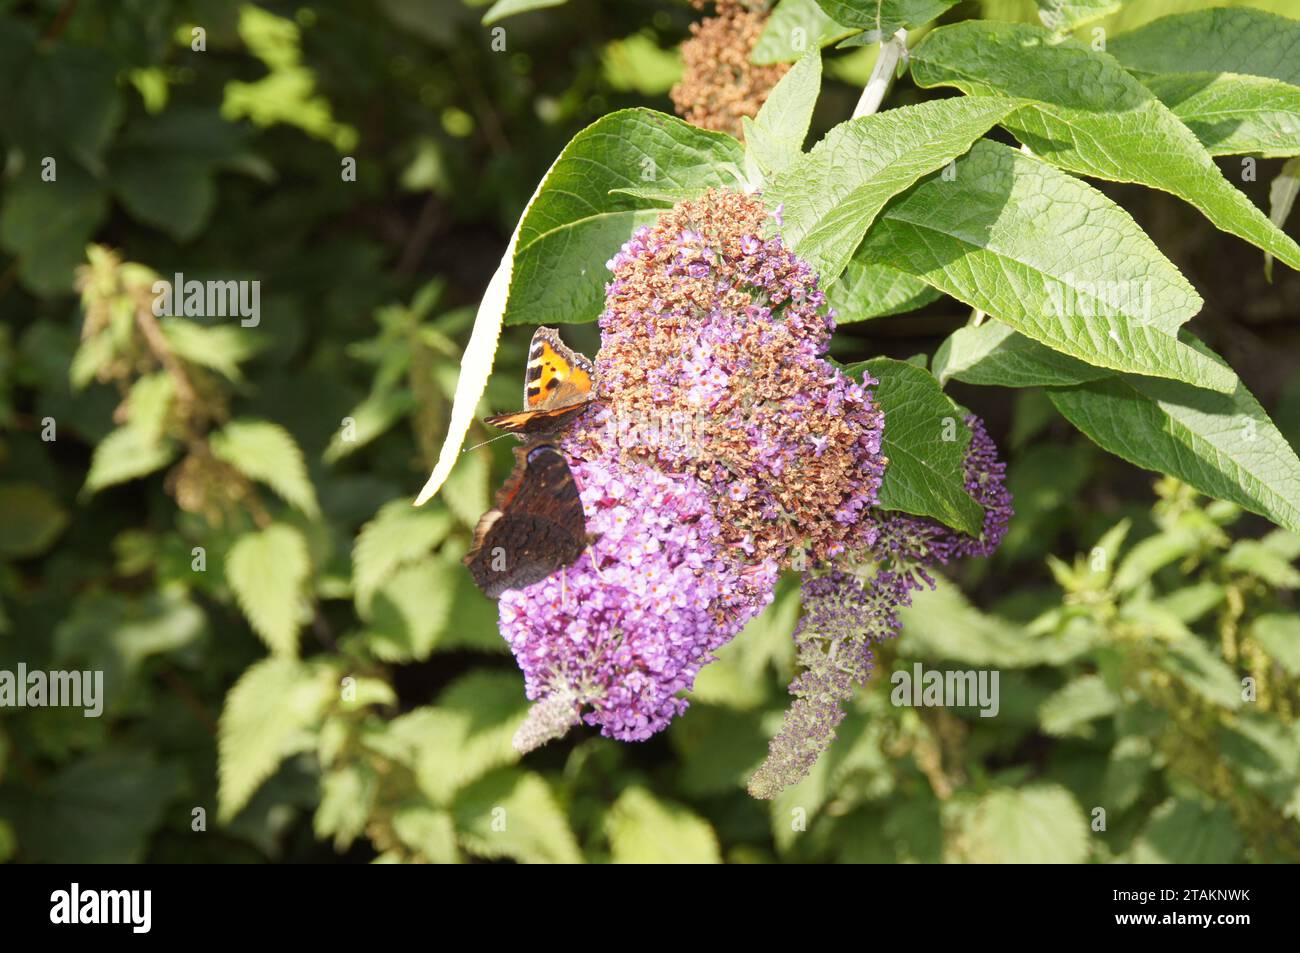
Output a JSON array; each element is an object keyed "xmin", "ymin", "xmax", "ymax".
[
  {"xmin": 483, "ymin": 326, "xmax": 597, "ymax": 436},
  {"xmin": 463, "ymin": 442, "xmax": 587, "ymax": 599}
]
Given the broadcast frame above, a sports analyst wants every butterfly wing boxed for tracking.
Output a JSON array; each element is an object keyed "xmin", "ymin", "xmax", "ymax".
[
  {"xmin": 525, "ymin": 326, "xmax": 595, "ymax": 411},
  {"xmin": 483, "ymin": 402, "xmax": 591, "ymax": 435},
  {"xmin": 464, "ymin": 443, "xmax": 587, "ymax": 599}
]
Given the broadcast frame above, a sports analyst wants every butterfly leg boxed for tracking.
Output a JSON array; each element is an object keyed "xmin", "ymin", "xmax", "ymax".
[
  {"xmin": 560, "ymin": 570, "xmax": 568, "ymax": 614},
  {"xmin": 586, "ymin": 544, "xmax": 606, "ymax": 582}
]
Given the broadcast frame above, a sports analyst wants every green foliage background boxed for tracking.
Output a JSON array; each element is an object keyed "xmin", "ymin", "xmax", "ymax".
[{"xmin": 1, "ymin": 0, "xmax": 1299, "ymax": 863}]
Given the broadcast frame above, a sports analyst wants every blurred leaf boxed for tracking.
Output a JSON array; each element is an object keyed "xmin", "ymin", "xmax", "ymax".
[
  {"xmin": 601, "ymin": 32, "xmax": 681, "ymax": 96},
  {"xmin": 1160, "ymin": 637, "xmax": 1243, "ymax": 710},
  {"xmin": 606, "ymin": 787, "xmax": 721, "ymax": 864},
  {"xmin": 109, "ymin": 152, "xmax": 215, "ymax": 241},
  {"xmin": 954, "ymin": 784, "xmax": 1089, "ymax": 863},
  {"xmin": 315, "ymin": 764, "xmax": 378, "ymax": 851},
  {"xmin": 218, "ymin": 657, "xmax": 337, "ymax": 822},
  {"xmin": 454, "ymin": 769, "xmax": 581, "ymax": 863},
  {"xmin": 1251, "ymin": 614, "xmax": 1300, "ymax": 676},
  {"xmin": 391, "ymin": 801, "xmax": 458, "ymax": 863},
  {"xmin": 1131, "ymin": 797, "xmax": 1242, "ymax": 863},
  {"xmin": 161, "ymin": 318, "xmax": 264, "ymax": 383},
  {"xmin": 211, "ymin": 419, "xmax": 320, "ymax": 518},
  {"xmin": 353, "ymin": 500, "xmax": 455, "ymax": 613},
  {"xmin": 1222, "ymin": 539, "xmax": 1300, "ymax": 588},
  {"xmin": 366, "ymin": 556, "xmax": 457, "ymax": 662},
  {"xmin": 226, "ymin": 524, "xmax": 312, "ymax": 656},
  {"xmin": 0, "ymin": 166, "xmax": 109, "ymax": 295},
  {"xmin": 0, "ymin": 751, "xmax": 180, "ymax": 863},
  {"xmin": 1039, "ymin": 675, "xmax": 1120, "ymax": 738},
  {"xmin": 82, "ymin": 424, "xmax": 177, "ymax": 495},
  {"xmin": 0, "ymin": 482, "xmax": 69, "ymax": 558}
]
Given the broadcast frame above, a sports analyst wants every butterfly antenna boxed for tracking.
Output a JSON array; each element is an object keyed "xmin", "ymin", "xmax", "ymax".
[{"xmin": 463, "ymin": 432, "xmax": 514, "ymax": 453}]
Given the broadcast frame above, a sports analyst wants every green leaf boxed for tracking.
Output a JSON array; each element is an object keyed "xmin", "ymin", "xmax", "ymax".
[
  {"xmin": 225, "ymin": 524, "xmax": 312, "ymax": 656},
  {"xmin": 0, "ymin": 482, "xmax": 69, "ymax": 558},
  {"xmin": 956, "ymin": 784, "xmax": 1089, "ymax": 863},
  {"xmin": 605, "ymin": 787, "xmax": 721, "ymax": 864},
  {"xmin": 323, "ymin": 388, "xmax": 415, "ymax": 462},
  {"xmin": 1047, "ymin": 350, "xmax": 1300, "ymax": 534},
  {"xmin": 1266, "ymin": 157, "xmax": 1300, "ymax": 281},
  {"xmin": 828, "ymin": 257, "xmax": 941, "ymax": 323},
  {"xmin": 353, "ymin": 500, "xmax": 455, "ymax": 613},
  {"xmin": 1251, "ymin": 614, "xmax": 1300, "ymax": 676},
  {"xmin": 745, "ymin": 49, "xmax": 821, "ymax": 180},
  {"xmin": 768, "ymin": 97, "xmax": 1017, "ymax": 284},
  {"xmin": 863, "ymin": 140, "xmax": 1228, "ymax": 391},
  {"xmin": 1039, "ymin": 674, "xmax": 1120, "ymax": 738},
  {"xmin": 910, "ymin": 21, "xmax": 1300, "ymax": 274},
  {"xmin": 1217, "ymin": 715, "xmax": 1300, "ymax": 811},
  {"xmin": 1132, "ymin": 797, "xmax": 1242, "ymax": 863},
  {"xmin": 813, "ymin": 0, "xmax": 958, "ymax": 33},
  {"xmin": 366, "ymin": 556, "xmax": 458, "ymax": 661},
  {"xmin": 1161, "ymin": 637, "xmax": 1243, "ymax": 710},
  {"xmin": 1141, "ymin": 73, "xmax": 1300, "ymax": 158},
  {"xmin": 109, "ymin": 151, "xmax": 215, "ymax": 241},
  {"xmin": 0, "ymin": 751, "xmax": 179, "ymax": 863},
  {"xmin": 83, "ymin": 425, "xmax": 177, "ymax": 495},
  {"xmin": 752, "ymin": 0, "xmax": 858, "ymax": 66},
  {"xmin": 315, "ymin": 764, "xmax": 378, "ymax": 851},
  {"xmin": 851, "ymin": 357, "xmax": 983, "ymax": 535},
  {"xmin": 390, "ymin": 802, "xmax": 458, "ymax": 863},
  {"xmin": 1103, "ymin": 734, "xmax": 1155, "ymax": 812},
  {"xmin": 369, "ymin": 672, "xmax": 527, "ymax": 804},
  {"xmin": 898, "ymin": 576, "xmax": 1093, "ymax": 667},
  {"xmin": 1034, "ymin": 0, "xmax": 1119, "ymax": 33},
  {"xmin": 507, "ymin": 109, "xmax": 744, "ymax": 327},
  {"xmin": 12, "ymin": 44, "xmax": 122, "ymax": 167},
  {"xmin": 454, "ymin": 769, "xmax": 581, "ymax": 864},
  {"xmin": 122, "ymin": 373, "xmax": 175, "ymax": 444},
  {"xmin": 210, "ymin": 419, "xmax": 319, "ymax": 518},
  {"xmin": 0, "ymin": 165, "xmax": 108, "ymax": 295},
  {"xmin": 1223, "ymin": 539, "xmax": 1300, "ymax": 587},
  {"xmin": 1108, "ymin": 8, "xmax": 1300, "ymax": 86},
  {"xmin": 160, "ymin": 318, "xmax": 264, "ymax": 383},
  {"xmin": 481, "ymin": 0, "xmax": 568, "ymax": 26},
  {"xmin": 933, "ymin": 322, "xmax": 1110, "ymax": 388},
  {"xmin": 1112, "ymin": 528, "xmax": 1200, "ymax": 593},
  {"xmin": 218, "ymin": 657, "xmax": 337, "ymax": 821}
]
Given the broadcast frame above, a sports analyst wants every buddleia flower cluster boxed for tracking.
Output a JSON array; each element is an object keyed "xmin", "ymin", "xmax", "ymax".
[
  {"xmin": 670, "ymin": 0, "xmax": 789, "ymax": 139},
  {"xmin": 499, "ymin": 189, "xmax": 1011, "ymax": 799}
]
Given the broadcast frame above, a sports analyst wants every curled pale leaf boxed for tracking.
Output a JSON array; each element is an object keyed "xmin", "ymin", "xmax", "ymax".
[{"xmin": 412, "ymin": 156, "xmax": 560, "ymax": 507}]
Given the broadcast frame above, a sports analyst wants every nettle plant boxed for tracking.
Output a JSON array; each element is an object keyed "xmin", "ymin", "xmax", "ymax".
[{"xmin": 414, "ymin": 1, "xmax": 1300, "ymax": 802}]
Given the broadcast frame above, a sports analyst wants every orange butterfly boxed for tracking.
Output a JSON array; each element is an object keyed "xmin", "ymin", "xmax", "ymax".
[{"xmin": 483, "ymin": 326, "xmax": 597, "ymax": 436}]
